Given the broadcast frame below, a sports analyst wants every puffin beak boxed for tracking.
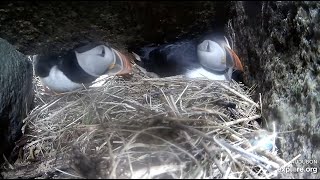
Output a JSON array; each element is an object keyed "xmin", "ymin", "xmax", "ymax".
[
  {"xmin": 225, "ymin": 47, "xmax": 244, "ymax": 72},
  {"xmin": 112, "ymin": 49, "xmax": 133, "ymax": 76}
]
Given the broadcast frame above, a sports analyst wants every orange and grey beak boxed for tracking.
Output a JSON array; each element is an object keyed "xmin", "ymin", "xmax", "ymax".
[
  {"xmin": 225, "ymin": 48, "xmax": 244, "ymax": 72},
  {"xmin": 109, "ymin": 49, "xmax": 133, "ymax": 76}
]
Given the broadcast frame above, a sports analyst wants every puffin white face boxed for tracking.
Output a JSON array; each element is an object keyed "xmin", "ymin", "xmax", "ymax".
[
  {"xmin": 197, "ymin": 40, "xmax": 227, "ymax": 72},
  {"xmin": 40, "ymin": 66, "xmax": 83, "ymax": 92},
  {"xmin": 75, "ymin": 45, "xmax": 116, "ymax": 77}
]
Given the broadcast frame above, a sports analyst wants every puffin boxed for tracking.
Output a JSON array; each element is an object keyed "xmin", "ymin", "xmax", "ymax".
[
  {"xmin": 33, "ymin": 42, "xmax": 133, "ymax": 92},
  {"xmin": 187, "ymin": 36, "xmax": 244, "ymax": 81},
  {"xmin": 131, "ymin": 35, "xmax": 244, "ymax": 82}
]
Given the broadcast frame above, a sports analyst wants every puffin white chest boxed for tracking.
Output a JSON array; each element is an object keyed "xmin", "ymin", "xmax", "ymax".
[
  {"xmin": 40, "ymin": 66, "xmax": 83, "ymax": 92},
  {"xmin": 185, "ymin": 68, "xmax": 227, "ymax": 80}
]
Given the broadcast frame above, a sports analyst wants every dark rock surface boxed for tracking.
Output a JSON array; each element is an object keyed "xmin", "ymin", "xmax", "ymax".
[
  {"xmin": 227, "ymin": 1, "xmax": 320, "ymax": 178},
  {"xmin": 0, "ymin": 1, "xmax": 228, "ymax": 55},
  {"xmin": 0, "ymin": 38, "xmax": 34, "ymax": 165}
]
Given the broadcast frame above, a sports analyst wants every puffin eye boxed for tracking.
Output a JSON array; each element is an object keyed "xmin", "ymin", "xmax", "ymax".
[
  {"xmin": 100, "ymin": 48, "xmax": 105, "ymax": 57},
  {"xmin": 206, "ymin": 42, "xmax": 210, "ymax": 52}
]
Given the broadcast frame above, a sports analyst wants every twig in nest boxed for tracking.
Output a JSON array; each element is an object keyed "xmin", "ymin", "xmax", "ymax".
[
  {"xmin": 173, "ymin": 123, "xmax": 217, "ymax": 143},
  {"xmin": 216, "ymin": 139, "xmax": 280, "ymax": 169},
  {"xmin": 216, "ymin": 82, "xmax": 260, "ymax": 108},
  {"xmin": 214, "ymin": 137, "xmax": 257, "ymax": 179},
  {"xmin": 106, "ymin": 133, "xmax": 115, "ymax": 179},
  {"xmin": 200, "ymin": 142, "xmax": 226, "ymax": 176},
  {"xmin": 192, "ymin": 107, "xmax": 229, "ymax": 120},
  {"xmin": 54, "ymin": 168, "xmax": 83, "ymax": 179},
  {"xmin": 175, "ymin": 84, "xmax": 189, "ymax": 104},
  {"xmin": 191, "ymin": 82, "xmax": 215, "ymax": 98},
  {"xmin": 223, "ymin": 115, "xmax": 261, "ymax": 126}
]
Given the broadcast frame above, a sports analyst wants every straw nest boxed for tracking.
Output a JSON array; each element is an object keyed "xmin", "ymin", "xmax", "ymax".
[{"xmin": 2, "ymin": 64, "xmax": 290, "ymax": 179}]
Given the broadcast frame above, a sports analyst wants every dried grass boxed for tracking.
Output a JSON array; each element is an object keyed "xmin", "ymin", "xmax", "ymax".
[{"xmin": 2, "ymin": 64, "xmax": 294, "ymax": 179}]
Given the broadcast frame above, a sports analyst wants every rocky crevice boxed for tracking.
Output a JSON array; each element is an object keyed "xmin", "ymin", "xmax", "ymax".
[{"xmin": 227, "ymin": 1, "xmax": 320, "ymax": 178}]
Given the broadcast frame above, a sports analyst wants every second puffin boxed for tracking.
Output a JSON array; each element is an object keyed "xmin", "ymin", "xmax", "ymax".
[{"xmin": 33, "ymin": 43, "xmax": 133, "ymax": 92}]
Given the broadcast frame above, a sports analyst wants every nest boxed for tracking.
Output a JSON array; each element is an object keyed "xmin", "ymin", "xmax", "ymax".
[{"xmin": 1, "ymin": 64, "xmax": 291, "ymax": 179}]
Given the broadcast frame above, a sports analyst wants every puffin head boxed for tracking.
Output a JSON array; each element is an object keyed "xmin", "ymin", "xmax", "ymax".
[
  {"xmin": 197, "ymin": 40, "xmax": 228, "ymax": 72},
  {"xmin": 75, "ymin": 43, "xmax": 133, "ymax": 77},
  {"xmin": 33, "ymin": 54, "xmax": 61, "ymax": 78},
  {"xmin": 75, "ymin": 44, "xmax": 116, "ymax": 77}
]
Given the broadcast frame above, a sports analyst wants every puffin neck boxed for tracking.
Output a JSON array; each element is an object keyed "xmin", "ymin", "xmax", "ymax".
[{"xmin": 202, "ymin": 65, "xmax": 228, "ymax": 75}]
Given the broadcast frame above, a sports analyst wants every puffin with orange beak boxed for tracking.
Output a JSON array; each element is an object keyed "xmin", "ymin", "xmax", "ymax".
[
  {"xmin": 131, "ymin": 35, "xmax": 244, "ymax": 82},
  {"xmin": 33, "ymin": 43, "xmax": 133, "ymax": 92},
  {"xmin": 186, "ymin": 36, "xmax": 244, "ymax": 81}
]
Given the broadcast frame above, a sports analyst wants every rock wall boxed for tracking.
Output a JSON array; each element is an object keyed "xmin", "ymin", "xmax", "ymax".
[
  {"xmin": 0, "ymin": 38, "xmax": 34, "ymax": 165},
  {"xmin": 227, "ymin": 1, "xmax": 320, "ymax": 178},
  {"xmin": 0, "ymin": 1, "xmax": 226, "ymax": 55}
]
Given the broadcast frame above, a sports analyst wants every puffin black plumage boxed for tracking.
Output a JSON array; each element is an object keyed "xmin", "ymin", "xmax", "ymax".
[
  {"xmin": 33, "ymin": 42, "xmax": 133, "ymax": 92},
  {"xmin": 131, "ymin": 34, "xmax": 244, "ymax": 83},
  {"xmin": 132, "ymin": 40, "xmax": 201, "ymax": 77}
]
